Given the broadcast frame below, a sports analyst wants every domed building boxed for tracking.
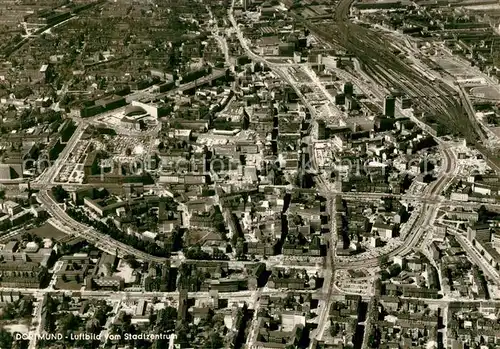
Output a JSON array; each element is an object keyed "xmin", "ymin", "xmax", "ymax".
[
  {"xmin": 121, "ymin": 105, "xmax": 151, "ymax": 130},
  {"xmin": 124, "ymin": 105, "xmax": 148, "ymax": 117}
]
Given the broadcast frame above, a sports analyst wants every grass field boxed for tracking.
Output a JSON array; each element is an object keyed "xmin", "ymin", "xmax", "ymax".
[
  {"xmin": 55, "ymin": 279, "xmax": 83, "ymax": 291},
  {"xmin": 27, "ymin": 222, "xmax": 67, "ymax": 241}
]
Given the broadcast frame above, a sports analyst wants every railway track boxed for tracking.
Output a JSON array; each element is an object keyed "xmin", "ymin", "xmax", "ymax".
[{"xmin": 297, "ymin": 0, "xmax": 482, "ymax": 143}]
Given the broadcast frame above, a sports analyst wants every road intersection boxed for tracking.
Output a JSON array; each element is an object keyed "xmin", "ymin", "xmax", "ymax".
[{"xmin": 14, "ymin": 4, "xmax": 495, "ymax": 348}]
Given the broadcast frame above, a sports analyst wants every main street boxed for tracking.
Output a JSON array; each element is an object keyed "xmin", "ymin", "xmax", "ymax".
[
  {"xmin": 312, "ymin": 196, "xmax": 339, "ymax": 344},
  {"xmin": 0, "ymin": 286, "xmax": 312, "ymax": 300},
  {"xmin": 35, "ymin": 123, "xmax": 87, "ymax": 187},
  {"xmin": 229, "ymin": 4, "xmax": 345, "ymax": 347},
  {"xmin": 228, "ymin": 1, "xmax": 466, "ymax": 343}
]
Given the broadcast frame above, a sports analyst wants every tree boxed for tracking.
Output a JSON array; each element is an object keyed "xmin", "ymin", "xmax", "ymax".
[
  {"xmin": 234, "ymin": 237, "xmax": 245, "ymax": 259},
  {"xmin": 184, "ymin": 245, "xmax": 211, "ymax": 260},
  {"xmin": 368, "ymin": 334, "xmax": 377, "ymax": 348},
  {"xmin": 478, "ymin": 205, "xmax": 489, "ymax": 223},
  {"xmin": 51, "ymin": 185, "xmax": 69, "ymax": 203},
  {"xmin": 327, "ymin": 322, "xmax": 341, "ymax": 337},
  {"xmin": 175, "ymin": 322, "xmax": 189, "ymax": 346},
  {"xmin": 378, "ymin": 255, "xmax": 389, "ymax": 266},
  {"xmin": 33, "ymin": 235, "xmax": 43, "ymax": 245},
  {"xmin": 212, "ymin": 206, "xmax": 226, "ymax": 234},
  {"xmin": 21, "ymin": 232, "xmax": 32, "ymax": 242},
  {"xmin": 18, "ymin": 298, "xmax": 33, "ymax": 317},
  {"xmin": 86, "ymin": 318, "xmax": 101, "ymax": 334},
  {"xmin": 156, "ymin": 307, "xmax": 177, "ymax": 332},
  {"xmin": 0, "ymin": 328, "xmax": 12, "ymax": 349},
  {"xmin": 203, "ymin": 332, "xmax": 224, "ymax": 349},
  {"xmin": 94, "ymin": 301, "xmax": 110, "ymax": 326},
  {"xmin": 168, "ymin": 228, "xmax": 183, "ymax": 252},
  {"xmin": 58, "ymin": 313, "xmax": 80, "ymax": 332},
  {"xmin": 123, "ymin": 255, "xmax": 140, "ymax": 269}
]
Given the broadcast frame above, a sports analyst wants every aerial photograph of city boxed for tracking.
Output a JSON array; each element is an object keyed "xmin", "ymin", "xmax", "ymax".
[{"xmin": 0, "ymin": 0, "xmax": 499, "ymax": 348}]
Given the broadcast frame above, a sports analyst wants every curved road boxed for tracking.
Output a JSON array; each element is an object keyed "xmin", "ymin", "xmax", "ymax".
[
  {"xmin": 38, "ymin": 190, "xmax": 167, "ymax": 262},
  {"xmin": 336, "ymin": 146, "xmax": 455, "ymax": 269}
]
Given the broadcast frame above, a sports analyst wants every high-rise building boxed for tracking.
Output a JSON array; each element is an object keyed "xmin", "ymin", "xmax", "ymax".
[
  {"xmin": 345, "ymin": 96, "xmax": 356, "ymax": 111},
  {"xmin": 317, "ymin": 120, "xmax": 326, "ymax": 140},
  {"xmin": 335, "ymin": 94, "xmax": 345, "ymax": 106},
  {"xmin": 384, "ymin": 95, "xmax": 396, "ymax": 117},
  {"xmin": 399, "ymin": 95, "xmax": 412, "ymax": 109},
  {"xmin": 343, "ymin": 82, "xmax": 353, "ymax": 97}
]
